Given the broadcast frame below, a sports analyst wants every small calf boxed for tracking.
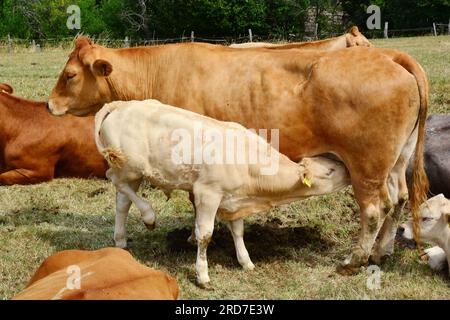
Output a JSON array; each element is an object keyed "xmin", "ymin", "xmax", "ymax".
[
  {"xmin": 95, "ymin": 100, "xmax": 350, "ymax": 287},
  {"xmin": 400, "ymin": 194, "xmax": 450, "ymax": 274}
]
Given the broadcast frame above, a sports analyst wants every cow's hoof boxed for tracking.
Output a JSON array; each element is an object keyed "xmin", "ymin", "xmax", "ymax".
[
  {"xmin": 145, "ymin": 222, "xmax": 156, "ymax": 231},
  {"xmin": 369, "ymin": 254, "xmax": 390, "ymax": 266},
  {"xmin": 336, "ymin": 263, "xmax": 361, "ymax": 276}
]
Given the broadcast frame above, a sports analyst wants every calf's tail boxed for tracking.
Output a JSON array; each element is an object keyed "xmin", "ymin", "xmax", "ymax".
[{"xmin": 94, "ymin": 103, "xmax": 126, "ymax": 169}]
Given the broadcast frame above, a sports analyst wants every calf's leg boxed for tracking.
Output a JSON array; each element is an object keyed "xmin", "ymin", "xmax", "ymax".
[
  {"xmin": 108, "ymin": 171, "xmax": 156, "ymax": 230},
  {"xmin": 193, "ymin": 185, "xmax": 222, "ymax": 288},
  {"xmin": 227, "ymin": 219, "xmax": 255, "ymax": 271},
  {"xmin": 114, "ymin": 178, "xmax": 143, "ymax": 248}
]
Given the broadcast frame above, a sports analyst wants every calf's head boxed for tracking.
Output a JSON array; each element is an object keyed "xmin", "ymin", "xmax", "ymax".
[
  {"xmin": 48, "ymin": 36, "xmax": 113, "ymax": 116},
  {"xmin": 299, "ymin": 157, "xmax": 350, "ymax": 196},
  {"xmin": 400, "ymin": 194, "xmax": 450, "ymax": 247}
]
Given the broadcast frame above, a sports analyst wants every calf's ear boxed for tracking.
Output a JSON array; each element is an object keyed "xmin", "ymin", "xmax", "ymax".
[{"xmin": 92, "ymin": 59, "xmax": 113, "ymax": 77}]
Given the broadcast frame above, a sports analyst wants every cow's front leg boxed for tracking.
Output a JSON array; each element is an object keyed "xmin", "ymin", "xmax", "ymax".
[
  {"xmin": 227, "ymin": 219, "xmax": 255, "ymax": 271},
  {"xmin": 193, "ymin": 186, "xmax": 222, "ymax": 288},
  {"xmin": 114, "ymin": 178, "xmax": 143, "ymax": 248},
  {"xmin": 337, "ymin": 182, "xmax": 391, "ymax": 275},
  {"xmin": 0, "ymin": 168, "xmax": 54, "ymax": 185}
]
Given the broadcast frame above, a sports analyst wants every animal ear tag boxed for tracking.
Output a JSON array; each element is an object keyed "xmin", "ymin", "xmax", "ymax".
[{"xmin": 303, "ymin": 176, "xmax": 312, "ymax": 188}]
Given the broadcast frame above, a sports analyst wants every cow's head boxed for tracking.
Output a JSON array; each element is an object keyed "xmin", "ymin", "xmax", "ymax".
[
  {"xmin": 0, "ymin": 83, "xmax": 13, "ymax": 94},
  {"xmin": 400, "ymin": 194, "xmax": 450, "ymax": 247},
  {"xmin": 346, "ymin": 26, "xmax": 372, "ymax": 47},
  {"xmin": 48, "ymin": 36, "xmax": 113, "ymax": 116}
]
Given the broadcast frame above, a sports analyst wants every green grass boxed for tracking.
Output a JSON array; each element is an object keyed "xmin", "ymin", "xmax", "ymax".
[{"xmin": 1, "ymin": 36, "xmax": 450, "ymax": 300}]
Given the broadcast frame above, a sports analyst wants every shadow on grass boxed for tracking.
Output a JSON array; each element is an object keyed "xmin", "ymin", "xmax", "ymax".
[{"xmin": 8, "ymin": 202, "xmax": 337, "ymax": 271}]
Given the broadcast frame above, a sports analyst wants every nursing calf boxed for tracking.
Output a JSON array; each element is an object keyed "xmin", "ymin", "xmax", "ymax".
[
  {"xmin": 0, "ymin": 84, "xmax": 107, "ymax": 185},
  {"xmin": 95, "ymin": 100, "xmax": 350, "ymax": 287}
]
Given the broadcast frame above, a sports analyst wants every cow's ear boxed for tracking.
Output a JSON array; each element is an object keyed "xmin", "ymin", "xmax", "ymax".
[
  {"xmin": 75, "ymin": 36, "xmax": 93, "ymax": 50},
  {"xmin": 92, "ymin": 59, "xmax": 113, "ymax": 77},
  {"xmin": 350, "ymin": 26, "xmax": 360, "ymax": 36}
]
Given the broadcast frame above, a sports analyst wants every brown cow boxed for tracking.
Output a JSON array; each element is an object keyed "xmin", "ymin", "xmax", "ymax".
[
  {"xmin": 47, "ymin": 37, "xmax": 429, "ymax": 275},
  {"xmin": 230, "ymin": 26, "xmax": 372, "ymax": 49},
  {"xmin": 12, "ymin": 247, "xmax": 179, "ymax": 300},
  {"xmin": 0, "ymin": 84, "xmax": 107, "ymax": 185}
]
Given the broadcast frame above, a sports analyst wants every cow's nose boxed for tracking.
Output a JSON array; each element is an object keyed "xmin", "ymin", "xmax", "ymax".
[{"xmin": 397, "ymin": 226, "xmax": 405, "ymax": 236}]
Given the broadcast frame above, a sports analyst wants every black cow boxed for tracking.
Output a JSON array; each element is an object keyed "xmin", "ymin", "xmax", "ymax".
[{"xmin": 407, "ymin": 114, "xmax": 450, "ymax": 198}]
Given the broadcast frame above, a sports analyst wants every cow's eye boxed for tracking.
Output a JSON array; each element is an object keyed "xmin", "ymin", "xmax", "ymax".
[
  {"xmin": 422, "ymin": 217, "xmax": 432, "ymax": 222},
  {"xmin": 66, "ymin": 72, "xmax": 76, "ymax": 80}
]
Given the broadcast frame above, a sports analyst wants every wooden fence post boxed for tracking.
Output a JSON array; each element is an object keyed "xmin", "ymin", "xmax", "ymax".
[
  {"xmin": 248, "ymin": 29, "xmax": 253, "ymax": 42},
  {"xmin": 31, "ymin": 39, "xmax": 37, "ymax": 53},
  {"xmin": 7, "ymin": 34, "xmax": 12, "ymax": 53},
  {"xmin": 314, "ymin": 23, "xmax": 318, "ymax": 39},
  {"xmin": 448, "ymin": 18, "xmax": 450, "ymax": 36},
  {"xmin": 433, "ymin": 23, "xmax": 437, "ymax": 36},
  {"xmin": 384, "ymin": 22, "xmax": 389, "ymax": 39},
  {"xmin": 191, "ymin": 31, "xmax": 195, "ymax": 42},
  {"xmin": 124, "ymin": 36, "xmax": 129, "ymax": 48}
]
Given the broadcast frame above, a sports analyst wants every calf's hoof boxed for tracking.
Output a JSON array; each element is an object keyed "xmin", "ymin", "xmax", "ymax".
[
  {"xmin": 242, "ymin": 261, "xmax": 255, "ymax": 271},
  {"xmin": 187, "ymin": 234, "xmax": 196, "ymax": 246},
  {"xmin": 115, "ymin": 239, "xmax": 128, "ymax": 249},
  {"xmin": 145, "ymin": 222, "xmax": 156, "ymax": 231}
]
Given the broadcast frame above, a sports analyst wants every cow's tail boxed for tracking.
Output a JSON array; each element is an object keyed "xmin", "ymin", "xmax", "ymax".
[
  {"xmin": 392, "ymin": 51, "xmax": 429, "ymax": 248},
  {"xmin": 94, "ymin": 103, "xmax": 126, "ymax": 169}
]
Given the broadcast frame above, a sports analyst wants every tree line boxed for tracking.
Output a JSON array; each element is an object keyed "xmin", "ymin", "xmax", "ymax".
[{"xmin": 0, "ymin": 0, "xmax": 449, "ymax": 40}]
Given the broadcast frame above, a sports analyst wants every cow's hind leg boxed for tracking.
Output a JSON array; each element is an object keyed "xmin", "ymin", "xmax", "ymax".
[
  {"xmin": 371, "ymin": 128, "xmax": 418, "ymax": 264},
  {"xmin": 227, "ymin": 219, "xmax": 255, "ymax": 271},
  {"xmin": 337, "ymin": 179, "xmax": 392, "ymax": 275},
  {"xmin": 113, "ymin": 178, "xmax": 143, "ymax": 248},
  {"xmin": 193, "ymin": 185, "xmax": 222, "ymax": 288},
  {"xmin": 108, "ymin": 170, "xmax": 156, "ymax": 230}
]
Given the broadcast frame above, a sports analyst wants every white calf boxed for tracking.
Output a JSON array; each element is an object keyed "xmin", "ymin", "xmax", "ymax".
[
  {"xmin": 400, "ymin": 194, "xmax": 450, "ymax": 274},
  {"xmin": 95, "ymin": 100, "xmax": 350, "ymax": 287}
]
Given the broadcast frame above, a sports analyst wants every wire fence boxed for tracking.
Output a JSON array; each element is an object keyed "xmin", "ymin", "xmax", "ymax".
[{"xmin": 0, "ymin": 23, "xmax": 449, "ymax": 53}]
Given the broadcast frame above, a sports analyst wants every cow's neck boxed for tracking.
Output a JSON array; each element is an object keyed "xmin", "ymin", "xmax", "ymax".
[{"xmin": 104, "ymin": 46, "xmax": 168, "ymax": 102}]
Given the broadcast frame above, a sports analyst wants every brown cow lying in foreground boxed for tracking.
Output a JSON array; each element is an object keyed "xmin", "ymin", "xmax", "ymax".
[
  {"xmin": 229, "ymin": 26, "xmax": 372, "ymax": 49},
  {"xmin": 12, "ymin": 247, "xmax": 179, "ymax": 300},
  {"xmin": 0, "ymin": 84, "xmax": 107, "ymax": 185}
]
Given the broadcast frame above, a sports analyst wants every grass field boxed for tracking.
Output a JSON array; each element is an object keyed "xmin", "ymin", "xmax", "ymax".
[{"xmin": 1, "ymin": 36, "xmax": 450, "ymax": 300}]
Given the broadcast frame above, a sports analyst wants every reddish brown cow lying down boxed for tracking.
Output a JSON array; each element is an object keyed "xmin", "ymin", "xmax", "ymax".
[
  {"xmin": 0, "ymin": 83, "xmax": 107, "ymax": 185},
  {"xmin": 12, "ymin": 247, "xmax": 179, "ymax": 300}
]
